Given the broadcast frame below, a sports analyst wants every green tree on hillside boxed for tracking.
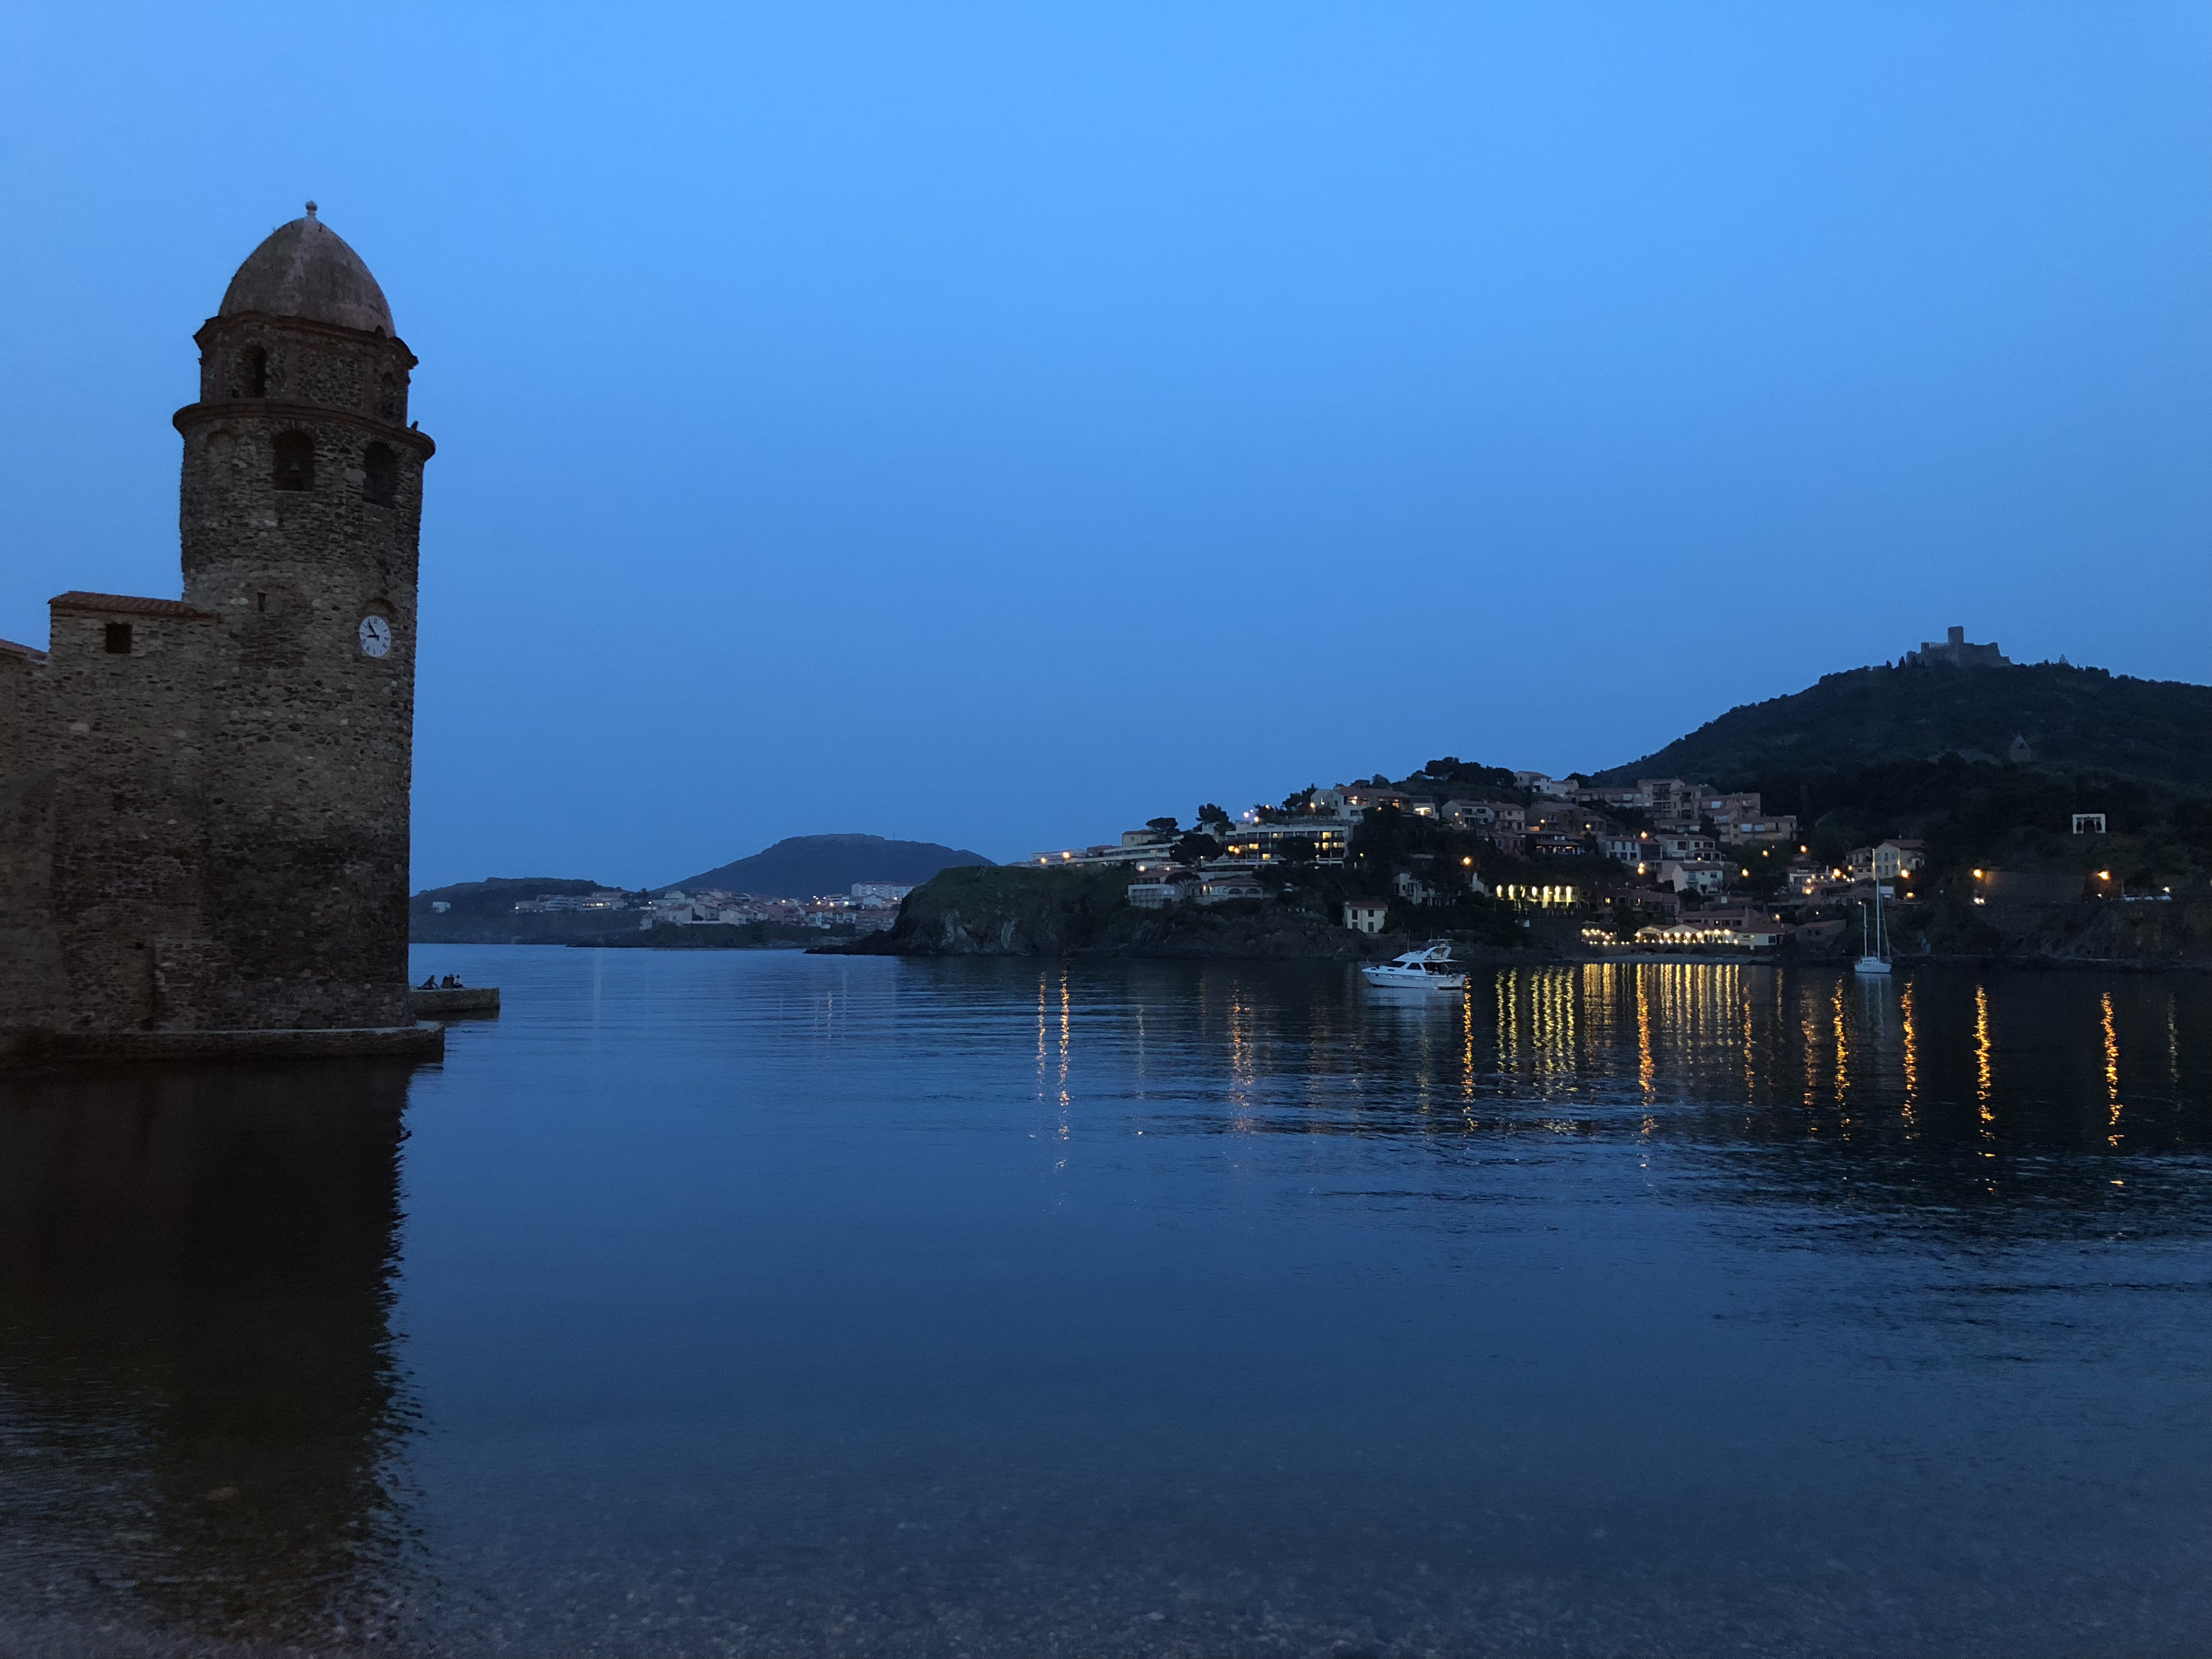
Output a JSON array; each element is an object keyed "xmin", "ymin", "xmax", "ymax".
[{"xmin": 1173, "ymin": 831, "xmax": 1223, "ymax": 864}]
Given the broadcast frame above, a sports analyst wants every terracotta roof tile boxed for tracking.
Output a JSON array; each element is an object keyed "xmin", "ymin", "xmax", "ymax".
[
  {"xmin": 0, "ymin": 637, "xmax": 48, "ymax": 662},
  {"xmin": 49, "ymin": 591, "xmax": 214, "ymax": 619}
]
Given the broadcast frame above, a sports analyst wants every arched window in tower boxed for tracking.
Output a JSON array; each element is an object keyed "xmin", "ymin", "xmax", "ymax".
[
  {"xmin": 239, "ymin": 343, "xmax": 268, "ymax": 398},
  {"xmin": 273, "ymin": 430, "xmax": 315, "ymax": 492},
  {"xmin": 362, "ymin": 442, "xmax": 398, "ymax": 507}
]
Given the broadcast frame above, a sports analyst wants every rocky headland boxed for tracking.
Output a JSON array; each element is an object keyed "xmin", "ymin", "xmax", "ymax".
[
  {"xmin": 843, "ymin": 866, "xmax": 1563, "ymax": 963},
  {"xmin": 839, "ymin": 865, "xmax": 2212, "ymax": 969}
]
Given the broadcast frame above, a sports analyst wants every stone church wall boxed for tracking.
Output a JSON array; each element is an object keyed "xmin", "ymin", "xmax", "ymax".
[
  {"xmin": 0, "ymin": 644, "xmax": 59, "ymax": 1048},
  {"xmin": 43, "ymin": 598, "xmax": 217, "ymax": 1031}
]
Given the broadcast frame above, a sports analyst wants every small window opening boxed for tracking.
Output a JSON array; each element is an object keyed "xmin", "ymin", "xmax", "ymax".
[
  {"xmin": 362, "ymin": 442, "xmax": 398, "ymax": 507},
  {"xmin": 256, "ymin": 591, "xmax": 268, "ymax": 613},
  {"xmin": 241, "ymin": 344, "xmax": 268, "ymax": 398},
  {"xmin": 103, "ymin": 622, "xmax": 133, "ymax": 654},
  {"xmin": 273, "ymin": 430, "xmax": 314, "ymax": 491}
]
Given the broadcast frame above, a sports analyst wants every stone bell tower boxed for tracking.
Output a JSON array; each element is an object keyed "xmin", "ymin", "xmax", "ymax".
[{"xmin": 173, "ymin": 205, "xmax": 435, "ymax": 1030}]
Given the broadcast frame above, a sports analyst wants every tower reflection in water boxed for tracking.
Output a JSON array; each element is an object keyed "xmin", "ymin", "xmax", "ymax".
[{"xmin": 0, "ymin": 1062, "xmax": 420, "ymax": 1647}]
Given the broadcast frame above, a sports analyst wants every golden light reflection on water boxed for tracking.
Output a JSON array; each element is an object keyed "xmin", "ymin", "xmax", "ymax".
[
  {"xmin": 1495, "ymin": 970, "xmax": 1520, "ymax": 1080},
  {"xmin": 1975, "ymin": 984, "xmax": 1995, "ymax": 1136},
  {"xmin": 1531, "ymin": 968, "xmax": 1577, "ymax": 1086},
  {"xmin": 1830, "ymin": 978, "xmax": 1850, "ymax": 1129},
  {"xmin": 1473, "ymin": 961, "xmax": 1830, "ymax": 1121},
  {"xmin": 1636, "ymin": 968, "xmax": 1666, "ymax": 1105},
  {"xmin": 1469, "ymin": 963, "xmax": 1982, "ymax": 1139},
  {"xmin": 1462, "ymin": 987, "xmax": 1477, "ymax": 1104},
  {"xmin": 1734, "ymin": 973, "xmax": 1752, "ymax": 1119},
  {"xmin": 1801, "ymin": 992, "xmax": 1820, "ymax": 1112},
  {"xmin": 2103, "ymin": 990, "xmax": 2122, "ymax": 1147},
  {"xmin": 1900, "ymin": 981, "xmax": 1918, "ymax": 1131},
  {"xmin": 1142, "ymin": 962, "xmax": 2205, "ymax": 1155}
]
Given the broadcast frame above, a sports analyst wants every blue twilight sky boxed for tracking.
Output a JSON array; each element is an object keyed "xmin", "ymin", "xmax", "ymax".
[{"xmin": 3, "ymin": 4, "xmax": 2208, "ymax": 886}]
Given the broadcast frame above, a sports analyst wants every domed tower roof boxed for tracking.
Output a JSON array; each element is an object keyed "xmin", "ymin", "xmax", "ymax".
[{"xmin": 218, "ymin": 204, "xmax": 394, "ymax": 335}]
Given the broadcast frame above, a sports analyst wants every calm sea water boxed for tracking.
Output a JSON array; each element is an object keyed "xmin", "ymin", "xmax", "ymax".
[{"xmin": 3, "ymin": 948, "xmax": 2209, "ymax": 1658}]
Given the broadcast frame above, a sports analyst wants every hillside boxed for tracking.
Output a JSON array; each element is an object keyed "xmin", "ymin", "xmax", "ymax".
[
  {"xmin": 410, "ymin": 877, "xmax": 638, "ymax": 945},
  {"xmin": 661, "ymin": 833, "xmax": 993, "ymax": 898},
  {"xmin": 1596, "ymin": 661, "xmax": 2212, "ymax": 789},
  {"xmin": 841, "ymin": 864, "xmax": 1442, "ymax": 960}
]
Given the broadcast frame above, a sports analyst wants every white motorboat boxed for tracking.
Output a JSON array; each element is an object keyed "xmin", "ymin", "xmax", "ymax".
[{"xmin": 1361, "ymin": 944, "xmax": 1468, "ymax": 993}]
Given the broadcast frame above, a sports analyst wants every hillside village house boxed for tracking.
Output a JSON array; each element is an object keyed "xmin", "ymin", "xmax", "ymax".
[
  {"xmin": 1721, "ymin": 815, "xmax": 1800, "ymax": 844},
  {"xmin": 1700, "ymin": 791, "xmax": 1802, "ymax": 844},
  {"xmin": 1340, "ymin": 785, "xmax": 1436, "ymax": 816},
  {"xmin": 1639, "ymin": 778, "xmax": 1700, "ymax": 823},
  {"xmin": 1600, "ymin": 830, "xmax": 1722, "ymax": 868},
  {"xmin": 514, "ymin": 889, "xmax": 632, "ymax": 913},
  {"xmin": 1515, "ymin": 771, "xmax": 1575, "ymax": 799},
  {"xmin": 1574, "ymin": 786, "xmax": 1646, "ymax": 811},
  {"xmin": 1221, "ymin": 819, "xmax": 1354, "ymax": 862},
  {"xmin": 1441, "ymin": 799, "xmax": 1527, "ymax": 834},
  {"xmin": 1122, "ymin": 868, "xmax": 1268, "ymax": 907},
  {"xmin": 1657, "ymin": 859, "xmax": 1728, "ymax": 896},
  {"xmin": 1600, "ymin": 831, "xmax": 1656, "ymax": 864},
  {"xmin": 1848, "ymin": 839, "xmax": 1928, "ymax": 880},
  {"xmin": 1126, "ymin": 873, "xmax": 1193, "ymax": 909},
  {"xmin": 1196, "ymin": 868, "xmax": 1266, "ymax": 904},
  {"xmin": 1529, "ymin": 803, "xmax": 1613, "ymax": 836}
]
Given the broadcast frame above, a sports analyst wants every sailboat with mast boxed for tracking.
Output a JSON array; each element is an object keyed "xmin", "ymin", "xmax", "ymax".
[{"xmin": 1855, "ymin": 872, "xmax": 1893, "ymax": 977}]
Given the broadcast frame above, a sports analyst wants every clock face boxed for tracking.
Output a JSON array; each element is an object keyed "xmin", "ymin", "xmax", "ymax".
[{"xmin": 358, "ymin": 614, "xmax": 393, "ymax": 658}]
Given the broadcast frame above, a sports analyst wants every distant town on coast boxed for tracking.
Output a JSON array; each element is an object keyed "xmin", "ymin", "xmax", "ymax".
[{"xmin": 417, "ymin": 625, "xmax": 2212, "ymax": 969}]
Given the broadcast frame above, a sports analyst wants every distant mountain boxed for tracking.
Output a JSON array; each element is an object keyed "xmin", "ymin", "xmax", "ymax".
[
  {"xmin": 1595, "ymin": 662, "xmax": 2212, "ymax": 790},
  {"xmin": 662, "ymin": 833, "xmax": 994, "ymax": 899}
]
